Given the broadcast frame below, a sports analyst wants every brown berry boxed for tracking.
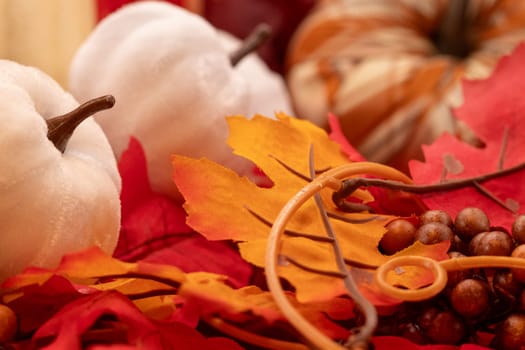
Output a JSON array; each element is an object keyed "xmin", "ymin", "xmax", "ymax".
[
  {"xmin": 0, "ymin": 304, "xmax": 16, "ymax": 342},
  {"xmin": 379, "ymin": 219, "xmax": 417, "ymax": 255},
  {"xmin": 415, "ymin": 222, "xmax": 454, "ymax": 245},
  {"xmin": 493, "ymin": 313, "xmax": 525, "ymax": 350},
  {"xmin": 398, "ymin": 322, "xmax": 426, "ymax": 345},
  {"xmin": 493, "ymin": 269, "xmax": 523, "ymax": 305},
  {"xmin": 510, "ymin": 244, "xmax": 525, "ymax": 283},
  {"xmin": 419, "ymin": 308, "xmax": 466, "ymax": 345},
  {"xmin": 519, "ymin": 290, "xmax": 525, "ymax": 312},
  {"xmin": 454, "ymin": 207, "xmax": 490, "ymax": 242},
  {"xmin": 469, "ymin": 231, "xmax": 514, "ymax": 256},
  {"xmin": 449, "ymin": 278, "xmax": 490, "ymax": 318},
  {"xmin": 420, "ymin": 210, "xmax": 453, "ymax": 227},
  {"xmin": 512, "ymin": 215, "xmax": 525, "ymax": 245}
]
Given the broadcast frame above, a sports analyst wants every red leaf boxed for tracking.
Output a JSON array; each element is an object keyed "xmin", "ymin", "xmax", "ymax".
[
  {"xmin": 328, "ymin": 113, "xmax": 366, "ymax": 162},
  {"xmin": 5, "ymin": 275, "xmax": 90, "ymax": 335},
  {"xmin": 139, "ymin": 235, "xmax": 253, "ymax": 288},
  {"xmin": 116, "ymin": 138, "xmax": 252, "ymax": 287},
  {"xmin": 409, "ymin": 44, "xmax": 525, "ymax": 229},
  {"xmin": 117, "ymin": 136, "xmax": 191, "ymax": 236},
  {"xmin": 32, "ymin": 291, "xmax": 243, "ymax": 350}
]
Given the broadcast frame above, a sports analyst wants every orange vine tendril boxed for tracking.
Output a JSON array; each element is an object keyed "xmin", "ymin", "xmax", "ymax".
[
  {"xmin": 376, "ymin": 255, "xmax": 525, "ymax": 302},
  {"xmin": 265, "ymin": 148, "xmax": 413, "ymax": 350},
  {"xmin": 204, "ymin": 316, "xmax": 309, "ymax": 350}
]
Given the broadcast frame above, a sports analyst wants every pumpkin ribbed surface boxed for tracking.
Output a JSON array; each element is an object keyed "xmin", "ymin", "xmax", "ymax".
[{"xmin": 286, "ymin": 0, "xmax": 525, "ymax": 169}]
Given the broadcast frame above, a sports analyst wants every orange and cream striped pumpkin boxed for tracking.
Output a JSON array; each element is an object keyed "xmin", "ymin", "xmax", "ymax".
[{"xmin": 286, "ymin": 0, "xmax": 525, "ymax": 170}]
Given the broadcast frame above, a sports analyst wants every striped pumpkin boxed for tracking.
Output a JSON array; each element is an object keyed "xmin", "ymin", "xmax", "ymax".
[{"xmin": 286, "ymin": 0, "xmax": 525, "ymax": 170}]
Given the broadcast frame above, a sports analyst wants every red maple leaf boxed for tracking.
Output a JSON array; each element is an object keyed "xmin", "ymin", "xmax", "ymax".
[
  {"xmin": 409, "ymin": 43, "xmax": 525, "ymax": 230},
  {"xmin": 32, "ymin": 291, "xmax": 243, "ymax": 350}
]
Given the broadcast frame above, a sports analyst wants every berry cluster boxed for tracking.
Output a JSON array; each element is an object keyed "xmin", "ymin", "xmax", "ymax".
[{"xmin": 378, "ymin": 209, "xmax": 525, "ymax": 349}]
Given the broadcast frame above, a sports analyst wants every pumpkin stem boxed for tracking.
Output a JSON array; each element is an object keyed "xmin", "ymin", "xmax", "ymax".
[
  {"xmin": 229, "ymin": 23, "xmax": 272, "ymax": 66},
  {"xmin": 436, "ymin": 0, "xmax": 470, "ymax": 57},
  {"xmin": 47, "ymin": 95, "xmax": 115, "ymax": 153}
]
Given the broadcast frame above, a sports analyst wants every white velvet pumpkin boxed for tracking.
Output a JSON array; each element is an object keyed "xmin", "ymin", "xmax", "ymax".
[
  {"xmin": 69, "ymin": 1, "xmax": 292, "ymax": 199},
  {"xmin": 0, "ymin": 60, "xmax": 121, "ymax": 280}
]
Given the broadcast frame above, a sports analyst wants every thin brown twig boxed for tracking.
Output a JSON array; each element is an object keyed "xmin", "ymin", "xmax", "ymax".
[
  {"xmin": 333, "ymin": 159, "xmax": 525, "ymax": 213},
  {"xmin": 245, "ymin": 206, "xmax": 335, "ymax": 242},
  {"xmin": 498, "ymin": 127, "xmax": 509, "ymax": 170},
  {"xmin": 282, "ymin": 256, "xmax": 347, "ymax": 279},
  {"xmin": 308, "ymin": 146, "xmax": 377, "ymax": 349}
]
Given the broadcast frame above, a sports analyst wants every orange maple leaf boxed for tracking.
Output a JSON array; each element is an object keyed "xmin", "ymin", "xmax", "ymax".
[
  {"xmin": 2, "ymin": 247, "xmax": 352, "ymax": 340},
  {"xmin": 172, "ymin": 114, "xmax": 449, "ymax": 303}
]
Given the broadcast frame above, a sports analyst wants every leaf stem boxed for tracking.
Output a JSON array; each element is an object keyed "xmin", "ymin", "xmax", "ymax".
[{"xmin": 282, "ymin": 255, "xmax": 347, "ymax": 278}]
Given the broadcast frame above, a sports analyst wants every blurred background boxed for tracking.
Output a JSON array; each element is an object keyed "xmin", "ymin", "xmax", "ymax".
[
  {"xmin": 3, "ymin": 0, "xmax": 525, "ymax": 171},
  {"xmin": 0, "ymin": 0, "xmax": 96, "ymax": 86},
  {"xmin": 0, "ymin": 0, "xmax": 316, "ymax": 86}
]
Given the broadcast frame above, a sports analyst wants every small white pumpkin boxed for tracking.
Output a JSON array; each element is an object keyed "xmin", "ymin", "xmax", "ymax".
[
  {"xmin": 0, "ymin": 59, "xmax": 121, "ymax": 280},
  {"xmin": 68, "ymin": 1, "xmax": 292, "ymax": 199}
]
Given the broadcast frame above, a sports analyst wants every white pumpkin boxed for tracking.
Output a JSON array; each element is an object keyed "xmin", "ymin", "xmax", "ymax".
[
  {"xmin": 0, "ymin": 60, "xmax": 121, "ymax": 280},
  {"xmin": 68, "ymin": 1, "xmax": 292, "ymax": 199}
]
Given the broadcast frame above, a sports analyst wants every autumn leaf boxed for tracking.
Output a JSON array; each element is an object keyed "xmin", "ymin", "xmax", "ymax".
[
  {"xmin": 172, "ymin": 113, "xmax": 449, "ymax": 303},
  {"xmin": 3, "ymin": 275, "xmax": 88, "ymax": 335},
  {"xmin": 2, "ymin": 247, "xmax": 353, "ymax": 341},
  {"xmin": 327, "ymin": 113, "xmax": 366, "ymax": 163},
  {"xmin": 328, "ymin": 114, "xmax": 428, "ymax": 216},
  {"xmin": 409, "ymin": 43, "xmax": 525, "ymax": 230},
  {"xmin": 32, "ymin": 291, "xmax": 244, "ymax": 350},
  {"xmin": 116, "ymin": 137, "xmax": 252, "ymax": 288}
]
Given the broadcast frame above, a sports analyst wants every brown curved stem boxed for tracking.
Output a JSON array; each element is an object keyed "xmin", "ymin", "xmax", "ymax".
[
  {"xmin": 333, "ymin": 159, "xmax": 525, "ymax": 213},
  {"xmin": 436, "ymin": 0, "xmax": 470, "ymax": 57},
  {"xmin": 229, "ymin": 23, "xmax": 271, "ymax": 66},
  {"xmin": 47, "ymin": 95, "xmax": 115, "ymax": 153}
]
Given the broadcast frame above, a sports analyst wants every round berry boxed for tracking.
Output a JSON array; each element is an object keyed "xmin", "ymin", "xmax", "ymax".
[
  {"xmin": 469, "ymin": 231, "xmax": 514, "ymax": 256},
  {"xmin": 454, "ymin": 207, "xmax": 490, "ymax": 242},
  {"xmin": 379, "ymin": 219, "xmax": 417, "ymax": 255},
  {"xmin": 493, "ymin": 313, "xmax": 525, "ymax": 350},
  {"xmin": 512, "ymin": 215, "xmax": 525, "ymax": 245},
  {"xmin": 0, "ymin": 304, "xmax": 16, "ymax": 342},
  {"xmin": 449, "ymin": 278, "xmax": 490, "ymax": 318},
  {"xmin": 415, "ymin": 222, "xmax": 454, "ymax": 245},
  {"xmin": 493, "ymin": 269, "xmax": 522, "ymax": 305},
  {"xmin": 451, "ymin": 235, "xmax": 469, "ymax": 254},
  {"xmin": 398, "ymin": 322, "xmax": 426, "ymax": 345},
  {"xmin": 419, "ymin": 308, "xmax": 466, "ymax": 345},
  {"xmin": 510, "ymin": 244, "xmax": 525, "ymax": 283},
  {"xmin": 519, "ymin": 290, "xmax": 525, "ymax": 312},
  {"xmin": 420, "ymin": 210, "xmax": 453, "ymax": 227}
]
